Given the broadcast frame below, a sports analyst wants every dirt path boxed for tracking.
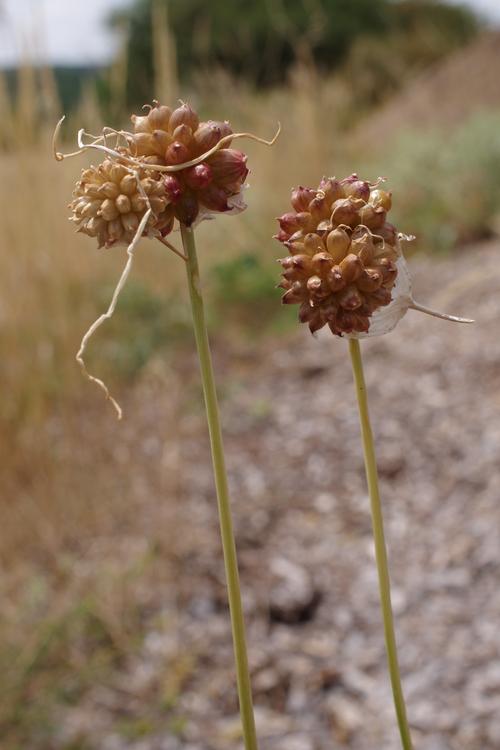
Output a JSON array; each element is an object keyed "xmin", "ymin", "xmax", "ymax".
[{"xmin": 57, "ymin": 242, "xmax": 500, "ymax": 750}]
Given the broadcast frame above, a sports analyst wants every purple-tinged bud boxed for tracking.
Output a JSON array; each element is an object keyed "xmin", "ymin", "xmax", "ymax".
[
  {"xmin": 278, "ymin": 256, "xmax": 295, "ymax": 270},
  {"xmin": 291, "ymin": 254, "xmax": 314, "ymax": 276},
  {"xmin": 307, "ymin": 275, "xmax": 329, "ymax": 299},
  {"xmin": 278, "ymin": 212, "xmax": 303, "ymax": 234},
  {"xmin": 193, "ymin": 120, "xmax": 232, "ymax": 154},
  {"xmin": 321, "ymin": 302, "xmax": 338, "ymax": 323},
  {"xmin": 184, "ymin": 164, "xmax": 213, "ymax": 190},
  {"xmin": 327, "ymin": 265, "xmax": 345, "ymax": 292},
  {"xmin": 342, "ymin": 179, "xmax": 370, "ymax": 202},
  {"xmin": 338, "ymin": 286, "xmax": 363, "ymax": 311},
  {"xmin": 298, "ymin": 301, "xmax": 316, "ymax": 323},
  {"xmin": 318, "ymin": 177, "xmax": 344, "ymax": 203},
  {"xmin": 359, "ymin": 204, "xmax": 386, "ymax": 230},
  {"xmin": 309, "ymin": 193, "xmax": 331, "ymax": 221},
  {"xmin": 309, "ymin": 311, "xmax": 327, "ymax": 334},
  {"xmin": 277, "ymin": 278, "xmax": 292, "ymax": 290},
  {"xmin": 326, "ymin": 227, "xmax": 351, "ymax": 263},
  {"xmin": 194, "ymin": 121, "xmax": 223, "ymax": 153},
  {"xmin": 378, "ymin": 222, "xmax": 398, "ymax": 245},
  {"xmin": 198, "ymin": 184, "xmax": 230, "ymax": 212},
  {"xmin": 174, "ymin": 190, "xmax": 199, "ymax": 226},
  {"xmin": 341, "ymin": 173, "xmax": 359, "ymax": 187},
  {"xmin": 282, "ymin": 281, "xmax": 306, "ymax": 304},
  {"xmin": 172, "ymin": 124, "xmax": 193, "ymax": 146},
  {"xmin": 131, "ymin": 133, "xmax": 158, "ymax": 157},
  {"xmin": 208, "ymin": 149, "xmax": 248, "ymax": 186},
  {"xmin": 218, "ymin": 120, "xmax": 233, "ymax": 143},
  {"xmin": 160, "ymin": 214, "xmax": 175, "ymax": 236},
  {"xmin": 163, "ymin": 175, "xmax": 183, "ymax": 203},
  {"xmin": 274, "ymin": 229, "xmax": 290, "ymax": 243},
  {"xmin": 351, "ymin": 229, "xmax": 375, "ymax": 264},
  {"xmin": 169, "ymin": 103, "xmax": 199, "ymax": 133},
  {"xmin": 152, "ymin": 129, "xmax": 172, "ymax": 155},
  {"xmin": 331, "ymin": 198, "xmax": 362, "ymax": 227},
  {"xmin": 354, "ymin": 314, "xmax": 370, "ymax": 333},
  {"xmin": 374, "ymin": 258, "xmax": 398, "ymax": 287},
  {"xmin": 165, "ymin": 141, "xmax": 190, "ymax": 165},
  {"xmin": 291, "ymin": 186, "xmax": 317, "ymax": 212},
  {"xmin": 312, "ymin": 252, "xmax": 334, "ymax": 274},
  {"xmin": 147, "ymin": 105, "xmax": 172, "ymax": 131},
  {"xmin": 357, "ymin": 268, "xmax": 383, "ymax": 293},
  {"xmin": 303, "ymin": 232, "xmax": 324, "ymax": 255},
  {"xmin": 284, "ymin": 239, "xmax": 306, "ymax": 254},
  {"xmin": 339, "ymin": 253, "xmax": 364, "ymax": 284}
]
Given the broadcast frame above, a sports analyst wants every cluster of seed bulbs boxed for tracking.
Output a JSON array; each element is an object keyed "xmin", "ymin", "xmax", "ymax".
[
  {"xmin": 70, "ymin": 102, "xmax": 248, "ymax": 247},
  {"xmin": 275, "ymin": 175, "xmax": 401, "ymax": 336}
]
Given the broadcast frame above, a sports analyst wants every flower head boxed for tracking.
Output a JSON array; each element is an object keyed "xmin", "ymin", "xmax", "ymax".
[
  {"xmin": 129, "ymin": 102, "xmax": 248, "ymax": 226},
  {"xmin": 276, "ymin": 175, "xmax": 402, "ymax": 337}
]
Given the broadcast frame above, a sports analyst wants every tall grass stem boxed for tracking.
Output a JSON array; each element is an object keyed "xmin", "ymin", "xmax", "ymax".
[
  {"xmin": 348, "ymin": 338, "xmax": 413, "ymax": 750},
  {"xmin": 180, "ymin": 224, "xmax": 258, "ymax": 750}
]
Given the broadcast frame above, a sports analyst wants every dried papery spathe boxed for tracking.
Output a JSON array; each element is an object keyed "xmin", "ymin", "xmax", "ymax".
[
  {"xmin": 346, "ymin": 251, "xmax": 473, "ymax": 339},
  {"xmin": 276, "ymin": 175, "xmax": 473, "ymax": 338}
]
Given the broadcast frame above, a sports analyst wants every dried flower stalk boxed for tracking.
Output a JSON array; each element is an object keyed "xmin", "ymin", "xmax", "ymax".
[{"xmin": 275, "ymin": 173, "xmax": 474, "ymax": 750}]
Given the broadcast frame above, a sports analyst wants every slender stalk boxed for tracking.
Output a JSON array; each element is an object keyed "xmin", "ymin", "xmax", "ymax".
[
  {"xmin": 180, "ymin": 224, "xmax": 258, "ymax": 750},
  {"xmin": 348, "ymin": 338, "xmax": 413, "ymax": 750}
]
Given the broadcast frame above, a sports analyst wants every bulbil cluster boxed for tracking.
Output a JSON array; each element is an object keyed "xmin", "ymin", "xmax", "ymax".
[
  {"xmin": 69, "ymin": 102, "xmax": 248, "ymax": 248},
  {"xmin": 129, "ymin": 102, "xmax": 248, "ymax": 226},
  {"xmin": 275, "ymin": 175, "xmax": 401, "ymax": 336}
]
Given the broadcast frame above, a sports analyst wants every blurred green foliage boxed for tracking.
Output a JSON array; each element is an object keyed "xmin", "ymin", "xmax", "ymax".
[
  {"xmin": 209, "ymin": 252, "xmax": 292, "ymax": 335},
  {"xmin": 112, "ymin": 0, "xmax": 478, "ymax": 105},
  {"xmin": 92, "ymin": 280, "xmax": 192, "ymax": 381},
  {"xmin": 369, "ymin": 111, "xmax": 500, "ymax": 252}
]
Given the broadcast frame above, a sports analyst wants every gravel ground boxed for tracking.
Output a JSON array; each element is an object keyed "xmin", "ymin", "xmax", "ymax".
[{"xmin": 60, "ymin": 243, "xmax": 500, "ymax": 750}]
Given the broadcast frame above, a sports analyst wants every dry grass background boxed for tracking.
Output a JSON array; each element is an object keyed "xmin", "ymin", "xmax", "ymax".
[{"xmin": 1, "ymin": 27, "xmax": 500, "ymax": 749}]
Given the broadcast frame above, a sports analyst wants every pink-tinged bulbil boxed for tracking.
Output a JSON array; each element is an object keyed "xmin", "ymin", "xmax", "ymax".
[
  {"xmin": 184, "ymin": 164, "xmax": 213, "ymax": 190},
  {"xmin": 163, "ymin": 175, "xmax": 183, "ymax": 203},
  {"xmin": 207, "ymin": 149, "xmax": 248, "ymax": 185},
  {"xmin": 291, "ymin": 186, "xmax": 317, "ymax": 212},
  {"xmin": 168, "ymin": 102, "xmax": 199, "ymax": 132},
  {"xmin": 165, "ymin": 141, "xmax": 190, "ymax": 165},
  {"xmin": 341, "ymin": 176, "xmax": 370, "ymax": 202},
  {"xmin": 198, "ymin": 184, "xmax": 231, "ymax": 212}
]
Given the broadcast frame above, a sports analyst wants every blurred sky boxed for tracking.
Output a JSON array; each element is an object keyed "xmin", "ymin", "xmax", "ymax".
[{"xmin": 0, "ymin": 0, "xmax": 499, "ymax": 68}]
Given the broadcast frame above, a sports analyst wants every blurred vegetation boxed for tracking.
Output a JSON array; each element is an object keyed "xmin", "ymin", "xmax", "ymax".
[
  {"xmin": 111, "ymin": 0, "xmax": 478, "ymax": 105},
  {"xmin": 209, "ymin": 253, "xmax": 290, "ymax": 336},
  {"xmin": 92, "ymin": 280, "xmax": 192, "ymax": 381},
  {"xmin": 341, "ymin": 0, "xmax": 479, "ymax": 113},
  {"xmin": 368, "ymin": 111, "xmax": 500, "ymax": 252}
]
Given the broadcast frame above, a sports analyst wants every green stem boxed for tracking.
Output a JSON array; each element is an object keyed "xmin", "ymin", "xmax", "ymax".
[
  {"xmin": 180, "ymin": 224, "xmax": 259, "ymax": 750},
  {"xmin": 348, "ymin": 338, "xmax": 413, "ymax": 750}
]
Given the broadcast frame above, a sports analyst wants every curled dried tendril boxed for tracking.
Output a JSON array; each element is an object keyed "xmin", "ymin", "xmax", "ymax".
[
  {"xmin": 54, "ymin": 104, "xmax": 280, "ymax": 418},
  {"xmin": 53, "ymin": 115, "xmax": 281, "ymax": 173}
]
